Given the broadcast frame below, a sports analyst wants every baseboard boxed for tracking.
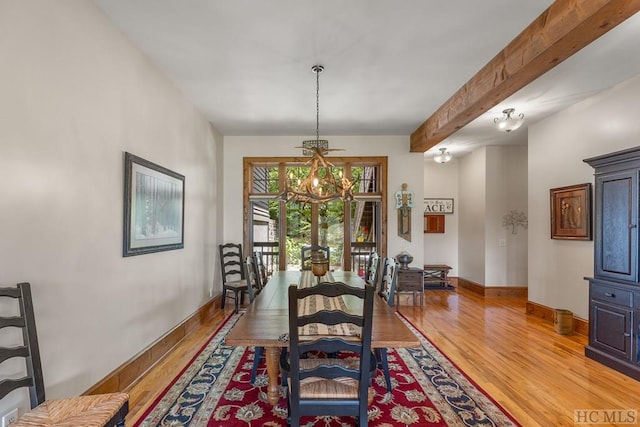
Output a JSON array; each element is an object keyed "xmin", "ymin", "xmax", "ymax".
[
  {"xmin": 526, "ymin": 300, "xmax": 588, "ymax": 336},
  {"xmin": 457, "ymin": 277, "xmax": 528, "ymax": 298},
  {"xmin": 84, "ymin": 294, "xmax": 222, "ymax": 396}
]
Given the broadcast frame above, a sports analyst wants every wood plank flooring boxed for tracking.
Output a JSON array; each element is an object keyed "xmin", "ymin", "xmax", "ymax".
[{"xmin": 124, "ymin": 287, "xmax": 639, "ymax": 426}]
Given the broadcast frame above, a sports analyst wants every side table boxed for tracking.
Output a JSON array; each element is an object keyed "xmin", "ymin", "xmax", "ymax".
[{"xmin": 396, "ymin": 267, "xmax": 424, "ymax": 309}]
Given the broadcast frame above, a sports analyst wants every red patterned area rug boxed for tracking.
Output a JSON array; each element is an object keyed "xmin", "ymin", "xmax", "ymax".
[{"xmin": 135, "ymin": 312, "xmax": 520, "ymax": 426}]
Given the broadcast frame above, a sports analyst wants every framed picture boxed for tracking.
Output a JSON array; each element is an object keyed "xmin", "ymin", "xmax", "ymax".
[
  {"xmin": 424, "ymin": 198, "xmax": 454, "ymax": 214},
  {"xmin": 123, "ymin": 152, "xmax": 185, "ymax": 256},
  {"xmin": 550, "ymin": 183, "xmax": 592, "ymax": 240},
  {"xmin": 424, "ymin": 214, "xmax": 445, "ymax": 233}
]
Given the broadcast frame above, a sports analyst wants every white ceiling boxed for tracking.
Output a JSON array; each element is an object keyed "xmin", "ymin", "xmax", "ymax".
[{"xmin": 94, "ymin": 1, "xmax": 640, "ymax": 158}]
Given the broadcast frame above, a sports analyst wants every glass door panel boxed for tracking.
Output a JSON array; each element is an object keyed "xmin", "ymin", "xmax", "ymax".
[
  {"xmin": 319, "ymin": 201, "xmax": 345, "ymax": 271},
  {"xmin": 285, "ymin": 201, "xmax": 312, "ymax": 270},
  {"xmin": 250, "ymin": 198, "xmax": 280, "ymax": 277}
]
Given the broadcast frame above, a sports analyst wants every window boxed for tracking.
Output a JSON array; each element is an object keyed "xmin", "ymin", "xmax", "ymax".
[{"xmin": 244, "ymin": 156, "xmax": 387, "ymax": 272}]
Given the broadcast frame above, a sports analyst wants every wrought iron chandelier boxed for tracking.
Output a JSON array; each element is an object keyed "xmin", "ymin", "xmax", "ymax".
[{"xmin": 280, "ymin": 65, "xmax": 356, "ymax": 204}]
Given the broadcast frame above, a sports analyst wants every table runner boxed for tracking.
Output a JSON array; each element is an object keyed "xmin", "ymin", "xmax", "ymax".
[{"xmin": 296, "ymin": 271, "xmax": 359, "ymax": 337}]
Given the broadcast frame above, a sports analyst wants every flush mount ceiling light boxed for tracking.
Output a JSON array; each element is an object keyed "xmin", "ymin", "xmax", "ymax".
[
  {"xmin": 279, "ymin": 65, "xmax": 356, "ymax": 204},
  {"xmin": 493, "ymin": 108, "xmax": 525, "ymax": 132},
  {"xmin": 433, "ymin": 147, "xmax": 452, "ymax": 163}
]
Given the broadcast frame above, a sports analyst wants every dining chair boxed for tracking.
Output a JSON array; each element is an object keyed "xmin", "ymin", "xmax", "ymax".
[
  {"xmin": 364, "ymin": 251, "xmax": 381, "ymax": 291},
  {"xmin": 244, "ymin": 254, "xmax": 267, "ymax": 384},
  {"xmin": 375, "ymin": 257, "xmax": 399, "ymax": 392},
  {"xmin": 280, "ymin": 281, "xmax": 374, "ymax": 427},
  {"xmin": 300, "ymin": 245, "xmax": 330, "ymax": 271},
  {"xmin": 219, "ymin": 243, "xmax": 249, "ymax": 313},
  {"xmin": 253, "ymin": 250, "xmax": 269, "ymax": 289},
  {"xmin": 0, "ymin": 283, "xmax": 129, "ymax": 427}
]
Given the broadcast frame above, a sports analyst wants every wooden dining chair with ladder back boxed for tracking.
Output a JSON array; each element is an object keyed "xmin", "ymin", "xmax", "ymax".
[
  {"xmin": 0, "ymin": 282, "xmax": 129, "ymax": 427},
  {"xmin": 374, "ymin": 257, "xmax": 399, "ymax": 391},
  {"xmin": 219, "ymin": 243, "xmax": 251, "ymax": 314},
  {"xmin": 280, "ymin": 281, "xmax": 375, "ymax": 427},
  {"xmin": 364, "ymin": 251, "xmax": 381, "ymax": 291},
  {"xmin": 244, "ymin": 254, "xmax": 269, "ymax": 384}
]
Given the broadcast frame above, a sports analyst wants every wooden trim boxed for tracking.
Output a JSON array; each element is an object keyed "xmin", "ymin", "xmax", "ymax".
[
  {"xmin": 83, "ymin": 295, "xmax": 221, "ymax": 396},
  {"xmin": 457, "ymin": 277, "xmax": 527, "ymax": 298},
  {"xmin": 278, "ymin": 163, "xmax": 287, "ymax": 271},
  {"xmin": 526, "ymin": 300, "xmax": 588, "ymax": 336},
  {"xmin": 410, "ymin": 0, "xmax": 640, "ymax": 152},
  {"xmin": 243, "ymin": 158, "xmax": 251, "ymax": 255},
  {"xmin": 379, "ymin": 157, "xmax": 388, "ymax": 258}
]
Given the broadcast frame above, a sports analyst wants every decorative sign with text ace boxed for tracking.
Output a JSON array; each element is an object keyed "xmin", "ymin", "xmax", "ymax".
[{"xmin": 424, "ymin": 198, "xmax": 454, "ymax": 214}]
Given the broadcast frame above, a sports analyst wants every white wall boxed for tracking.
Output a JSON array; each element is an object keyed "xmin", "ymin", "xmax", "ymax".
[
  {"xmin": 485, "ymin": 145, "xmax": 528, "ymax": 285},
  {"xmin": 528, "ymin": 73, "xmax": 640, "ymax": 319},
  {"xmin": 0, "ymin": 0, "xmax": 221, "ymax": 411},
  {"xmin": 223, "ymin": 136, "xmax": 425, "ymax": 265},
  {"xmin": 458, "ymin": 148, "xmax": 487, "ymax": 283},
  {"xmin": 423, "ymin": 157, "xmax": 459, "ymax": 275}
]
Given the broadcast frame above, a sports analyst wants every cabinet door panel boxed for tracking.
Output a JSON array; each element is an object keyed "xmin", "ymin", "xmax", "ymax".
[
  {"xmin": 596, "ymin": 171, "xmax": 638, "ymax": 281},
  {"xmin": 591, "ymin": 301, "xmax": 632, "ymax": 360}
]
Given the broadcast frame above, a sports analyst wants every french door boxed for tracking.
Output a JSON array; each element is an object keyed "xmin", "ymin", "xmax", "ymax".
[{"xmin": 245, "ymin": 156, "xmax": 387, "ymax": 273}]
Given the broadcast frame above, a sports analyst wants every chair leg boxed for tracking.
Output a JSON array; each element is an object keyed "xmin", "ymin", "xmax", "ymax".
[
  {"xmin": 220, "ymin": 288, "xmax": 227, "ymax": 309},
  {"xmin": 375, "ymin": 347, "xmax": 392, "ymax": 391},
  {"xmin": 250, "ymin": 346, "xmax": 264, "ymax": 384},
  {"xmin": 233, "ymin": 290, "xmax": 240, "ymax": 314}
]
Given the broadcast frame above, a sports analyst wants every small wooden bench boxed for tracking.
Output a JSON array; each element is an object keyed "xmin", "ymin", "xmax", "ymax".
[{"xmin": 423, "ymin": 265, "xmax": 453, "ymax": 288}]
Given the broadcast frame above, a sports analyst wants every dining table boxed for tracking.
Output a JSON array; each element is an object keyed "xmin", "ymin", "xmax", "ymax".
[{"xmin": 224, "ymin": 269, "xmax": 421, "ymax": 405}]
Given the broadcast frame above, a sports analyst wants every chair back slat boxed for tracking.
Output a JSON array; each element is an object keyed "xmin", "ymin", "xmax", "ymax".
[
  {"xmin": 0, "ymin": 346, "xmax": 29, "ymax": 364},
  {"xmin": 299, "ymin": 363, "xmax": 360, "ymax": 382},
  {"xmin": 0, "ymin": 282, "xmax": 45, "ymax": 408},
  {"xmin": 0, "ymin": 316, "xmax": 26, "ymax": 329},
  {"xmin": 298, "ymin": 310, "xmax": 362, "ymax": 328},
  {"xmin": 298, "ymin": 337, "xmax": 362, "ymax": 356}
]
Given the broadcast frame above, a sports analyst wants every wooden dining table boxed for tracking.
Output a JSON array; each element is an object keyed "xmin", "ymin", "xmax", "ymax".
[{"xmin": 224, "ymin": 269, "xmax": 421, "ymax": 405}]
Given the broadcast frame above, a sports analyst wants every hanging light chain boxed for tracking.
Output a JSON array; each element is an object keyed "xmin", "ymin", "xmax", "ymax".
[{"xmin": 312, "ymin": 65, "xmax": 324, "ymax": 143}]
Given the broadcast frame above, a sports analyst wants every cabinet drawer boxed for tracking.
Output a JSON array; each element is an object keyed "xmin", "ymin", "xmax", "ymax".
[{"xmin": 591, "ymin": 284, "xmax": 633, "ymax": 307}]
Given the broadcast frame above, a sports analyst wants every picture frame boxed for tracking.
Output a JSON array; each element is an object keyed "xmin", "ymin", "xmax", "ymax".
[
  {"xmin": 424, "ymin": 198, "xmax": 454, "ymax": 214},
  {"xmin": 123, "ymin": 152, "xmax": 185, "ymax": 256},
  {"xmin": 550, "ymin": 183, "xmax": 592, "ymax": 240}
]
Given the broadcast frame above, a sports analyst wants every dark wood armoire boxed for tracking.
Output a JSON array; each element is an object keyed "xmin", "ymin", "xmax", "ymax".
[{"xmin": 584, "ymin": 147, "xmax": 640, "ymax": 381}]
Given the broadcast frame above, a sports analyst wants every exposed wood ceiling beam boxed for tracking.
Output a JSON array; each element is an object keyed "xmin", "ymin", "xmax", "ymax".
[{"xmin": 410, "ymin": 0, "xmax": 640, "ymax": 153}]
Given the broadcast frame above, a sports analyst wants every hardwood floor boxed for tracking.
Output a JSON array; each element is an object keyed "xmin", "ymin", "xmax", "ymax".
[{"xmin": 124, "ymin": 287, "xmax": 639, "ymax": 426}]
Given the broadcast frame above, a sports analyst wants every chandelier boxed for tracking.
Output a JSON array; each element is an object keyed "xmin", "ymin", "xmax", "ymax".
[
  {"xmin": 493, "ymin": 108, "xmax": 525, "ymax": 132},
  {"xmin": 433, "ymin": 147, "xmax": 452, "ymax": 163},
  {"xmin": 280, "ymin": 65, "xmax": 356, "ymax": 204}
]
